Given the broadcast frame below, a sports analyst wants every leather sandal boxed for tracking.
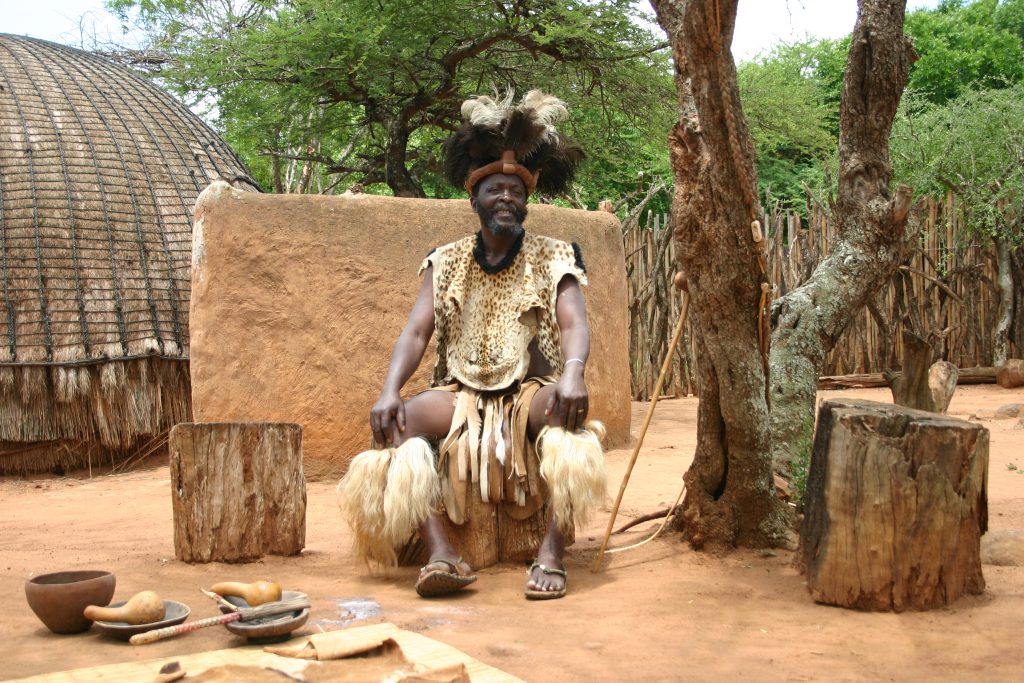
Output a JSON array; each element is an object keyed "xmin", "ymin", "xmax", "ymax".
[
  {"xmin": 415, "ymin": 558, "xmax": 477, "ymax": 597},
  {"xmin": 524, "ymin": 561, "xmax": 567, "ymax": 600}
]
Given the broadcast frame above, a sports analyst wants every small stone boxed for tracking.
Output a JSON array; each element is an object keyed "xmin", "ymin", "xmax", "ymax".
[
  {"xmin": 773, "ymin": 474, "xmax": 791, "ymax": 501},
  {"xmin": 994, "ymin": 403, "xmax": 1023, "ymax": 419},
  {"xmin": 1016, "ymin": 415, "xmax": 1024, "ymax": 430},
  {"xmin": 981, "ymin": 529, "xmax": 1024, "ymax": 566},
  {"xmin": 583, "ymin": 641, "xmax": 603, "ymax": 650},
  {"xmin": 996, "ymin": 359, "xmax": 1024, "ymax": 388},
  {"xmin": 486, "ymin": 643, "xmax": 528, "ymax": 658}
]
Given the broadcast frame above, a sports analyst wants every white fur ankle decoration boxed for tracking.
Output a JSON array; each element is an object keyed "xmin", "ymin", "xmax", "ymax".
[
  {"xmin": 538, "ymin": 420, "xmax": 607, "ymax": 535},
  {"xmin": 382, "ymin": 437, "xmax": 440, "ymax": 547},
  {"xmin": 337, "ymin": 447, "xmax": 396, "ymax": 565}
]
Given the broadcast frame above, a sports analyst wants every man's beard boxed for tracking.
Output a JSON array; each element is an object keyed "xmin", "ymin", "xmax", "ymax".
[{"xmin": 480, "ymin": 204, "xmax": 528, "ymax": 237}]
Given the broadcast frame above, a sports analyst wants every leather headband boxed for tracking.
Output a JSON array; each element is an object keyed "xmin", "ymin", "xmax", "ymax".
[{"xmin": 465, "ymin": 150, "xmax": 540, "ymax": 195}]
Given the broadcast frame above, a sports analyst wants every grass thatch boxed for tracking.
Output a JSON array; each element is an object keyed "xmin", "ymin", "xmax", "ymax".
[
  {"xmin": 0, "ymin": 35, "xmax": 257, "ymax": 472},
  {"xmin": 0, "ymin": 429, "xmax": 170, "ymax": 477}
]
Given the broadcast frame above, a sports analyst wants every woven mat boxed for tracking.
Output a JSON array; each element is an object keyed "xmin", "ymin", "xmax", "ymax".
[{"xmin": 12, "ymin": 622, "xmax": 523, "ymax": 683}]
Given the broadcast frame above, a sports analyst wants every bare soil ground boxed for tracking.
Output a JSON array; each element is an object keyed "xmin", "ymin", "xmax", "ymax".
[{"xmin": 2, "ymin": 386, "xmax": 1022, "ymax": 682}]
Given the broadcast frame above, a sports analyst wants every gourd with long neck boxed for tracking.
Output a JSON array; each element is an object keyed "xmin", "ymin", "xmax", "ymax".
[
  {"xmin": 84, "ymin": 591, "xmax": 165, "ymax": 624},
  {"xmin": 209, "ymin": 580, "xmax": 282, "ymax": 606}
]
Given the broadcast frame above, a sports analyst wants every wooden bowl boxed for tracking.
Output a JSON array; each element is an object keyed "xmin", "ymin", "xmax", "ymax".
[
  {"xmin": 25, "ymin": 570, "xmax": 116, "ymax": 634},
  {"xmin": 92, "ymin": 600, "xmax": 191, "ymax": 641},
  {"xmin": 219, "ymin": 590, "xmax": 310, "ymax": 644}
]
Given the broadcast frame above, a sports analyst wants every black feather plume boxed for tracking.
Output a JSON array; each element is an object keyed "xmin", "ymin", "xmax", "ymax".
[{"xmin": 442, "ymin": 90, "xmax": 584, "ymax": 195}]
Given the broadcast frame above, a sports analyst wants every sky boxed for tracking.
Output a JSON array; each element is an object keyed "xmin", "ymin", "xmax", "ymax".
[{"xmin": 6, "ymin": 0, "xmax": 942, "ymax": 62}]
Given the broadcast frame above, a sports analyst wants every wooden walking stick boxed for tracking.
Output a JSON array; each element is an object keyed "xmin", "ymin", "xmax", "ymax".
[
  {"xmin": 129, "ymin": 596, "xmax": 310, "ymax": 645},
  {"xmin": 593, "ymin": 277, "xmax": 690, "ymax": 572}
]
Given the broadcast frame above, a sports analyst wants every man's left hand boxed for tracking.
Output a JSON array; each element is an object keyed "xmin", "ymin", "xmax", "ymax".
[{"xmin": 545, "ymin": 371, "xmax": 589, "ymax": 432}]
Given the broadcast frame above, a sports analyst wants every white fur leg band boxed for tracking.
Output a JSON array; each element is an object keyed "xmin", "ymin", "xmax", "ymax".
[
  {"xmin": 336, "ymin": 446, "xmax": 395, "ymax": 565},
  {"xmin": 336, "ymin": 437, "xmax": 440, "ymax": 565},
  {"xmin": 538, "ymin": 421, "xmax": 608, "ymax": 535},
  {"xmin": 382, "ymin": 437, "xmax": 440, "ymax": 547}
]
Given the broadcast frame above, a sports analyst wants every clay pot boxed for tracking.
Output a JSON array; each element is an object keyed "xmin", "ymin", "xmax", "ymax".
[{"xmin": 25, "ymin": 570, "xmax": 116, "ymax": 634}]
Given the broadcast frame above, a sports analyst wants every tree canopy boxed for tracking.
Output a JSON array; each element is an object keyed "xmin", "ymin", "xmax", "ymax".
[
  {"xmin": 891, "ymin": 83, "xmax": 1024, "ymax": 243},
  {"xmin": 904, "ymin": 0, "xmax": 1024, "ymax": 104},
  {"xmin": 734, "ymin": 0, "xmax": 1024, "ymax": 217},
  {"xmin": 107, "ymin": 0, "xmax": 674, "ymax": 202}
]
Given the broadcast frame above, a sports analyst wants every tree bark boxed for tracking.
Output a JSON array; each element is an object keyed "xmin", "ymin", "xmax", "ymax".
[
  {"xmin": 768, "ymin": 0, "xmax": 918, "ymax": 479},
  {"xmin": 651, "ymin": 0, "xmax": 788, "ymax": 550}
]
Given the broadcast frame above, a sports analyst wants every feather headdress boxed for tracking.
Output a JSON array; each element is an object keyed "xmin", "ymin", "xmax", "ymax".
[{"xmin": 443, "ymin": 90, "xmax": 585, "ymax": 196}]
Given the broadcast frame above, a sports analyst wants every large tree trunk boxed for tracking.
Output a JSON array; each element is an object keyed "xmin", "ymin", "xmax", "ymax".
[
  {"xmin": 768, "ymin": 0, "xmax": 918, "ymax": 479},
  {"xmin": 993, "ymin": 237, "xmax": 1014, "ymax": 366},
  {"xmin": 651, "ymin": 0, "xmax": 788, "ymax": 550},
  {"xmin": 384, "ymin": 119, "xmax": 426, "ymax": 198}
]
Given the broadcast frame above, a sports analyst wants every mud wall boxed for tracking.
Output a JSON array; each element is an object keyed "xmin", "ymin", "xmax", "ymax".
[{"xmin": 190, "ymin": 182, "xmax": 631, "ymax": 478}]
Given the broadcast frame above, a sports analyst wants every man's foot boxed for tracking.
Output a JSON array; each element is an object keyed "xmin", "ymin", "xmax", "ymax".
[
  {"xmin": 415, "ymin": 557, "xmax": 477, "ymax": 597},
  {"xmin": 525, "ymin": 559, "xmax": 567, "ymax": 600}
]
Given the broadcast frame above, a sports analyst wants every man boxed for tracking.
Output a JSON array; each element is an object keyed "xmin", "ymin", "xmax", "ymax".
[{"xmin": 338, "ymin": 91, "xmax": 605, "ymax": 600}]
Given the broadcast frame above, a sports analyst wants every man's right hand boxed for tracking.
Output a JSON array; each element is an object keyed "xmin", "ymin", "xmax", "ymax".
[{"xmin": 370, "ymin": 390, "xmax": 406, "ymax": 447}]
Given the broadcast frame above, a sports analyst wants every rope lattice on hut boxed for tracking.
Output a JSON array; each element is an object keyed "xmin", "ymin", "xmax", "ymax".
[{"xmin": 0, "ymin": 35, "xmax": 258, "ymax": 470}]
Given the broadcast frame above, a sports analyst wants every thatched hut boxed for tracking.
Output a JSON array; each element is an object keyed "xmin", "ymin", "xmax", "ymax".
[{"xmin": 0, "ymin": 35, "xmax": 258, "ymax": 474}]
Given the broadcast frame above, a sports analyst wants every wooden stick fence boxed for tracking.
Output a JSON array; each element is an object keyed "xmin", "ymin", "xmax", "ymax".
[{"xmin": 623, "ymin": 195, "xmax": 1006, "ymax": 399}]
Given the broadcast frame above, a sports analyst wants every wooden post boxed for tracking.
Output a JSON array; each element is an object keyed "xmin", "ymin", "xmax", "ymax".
[
  {"xmin": 800, "ymin": 399, "xmax": 987, "ymax": 611},
  {"xmin": 171, "ymin": 422, "xmax": 306, "ymax": 563}
]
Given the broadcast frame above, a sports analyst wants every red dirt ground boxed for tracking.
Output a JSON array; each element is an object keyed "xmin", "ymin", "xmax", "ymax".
[{"xmin": 2, "ymin": 385, "xmax": 1022, "ymax": 682}]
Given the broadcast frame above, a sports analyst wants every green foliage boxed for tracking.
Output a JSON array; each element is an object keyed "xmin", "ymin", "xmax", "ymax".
[
  {"xmin": 789, "ymin": 414, "xmax": 816, "ymax": 511},
  {"xmin": 106, "ymin": 0, "xmax": 673, "ymax": 201},
  {"xmin": 738, "ymin": 44, "xmax": 835, "ymax": 154},
  {"xmin": 736, "ymin": 0, "xmax": 1024, "ymax": 221},
  {"xmin": 891, "ymin": 83, "xmax": 1024, "ymax": 243},
  {"xmin": 905, "ymin": 0, "xmax": 1024, "ymax": 104},
  {"xmin": 736, "ymin": 42, "xmax": 837, "ymax": 210}
]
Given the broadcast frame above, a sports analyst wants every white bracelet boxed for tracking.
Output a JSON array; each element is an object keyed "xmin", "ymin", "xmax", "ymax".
[{"xmin": 565, "ymin": 358, "xmax": 585, "ymax": 367}]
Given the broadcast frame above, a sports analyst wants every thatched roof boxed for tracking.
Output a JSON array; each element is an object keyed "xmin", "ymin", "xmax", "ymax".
[{"xmin": 0, "ymin": 35, "xmax": 258, "ymax": 466}]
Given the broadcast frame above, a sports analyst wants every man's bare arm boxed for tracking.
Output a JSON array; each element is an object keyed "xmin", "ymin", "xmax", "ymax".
[
  {"xmin": 546, "ymin": 275, "xmax": 591, "ymax": 432},
  {"xmin": 370, "ymin": 268, "xmax": 436, "ymax": 445}
]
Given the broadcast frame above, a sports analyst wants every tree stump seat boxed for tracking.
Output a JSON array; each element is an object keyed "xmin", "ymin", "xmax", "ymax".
[
  {"xmin": 171, "ymin": 422, "xmax": 306, "ymax": 563},
  {"xmin": 400, "ymin": 489, "xmax": 568, "ymax": 570},
  {"xmin": 800, "ymin": 399, "xmax": 988, "ymax": 611}
]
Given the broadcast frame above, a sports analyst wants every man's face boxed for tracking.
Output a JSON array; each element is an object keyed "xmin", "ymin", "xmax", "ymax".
[{"xmin": 472, "ymin": 173, "xmax": 528, "ymax": 237}]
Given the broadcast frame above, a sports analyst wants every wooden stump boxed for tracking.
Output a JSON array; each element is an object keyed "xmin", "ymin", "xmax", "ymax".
[
  {"xmin": 884, "ymin": 331, "xmax": 936, "ymax": 411},
  {"xmin": 884, "ymin": 332, "xmax": 960, "ymax": 413},
  {"xmin": 400, "ymin": 493, "xmax": 571, "ymax": 570},
  {"xmin": 800, "ymin": 399, "xmax": 987, "ymax": 611},
  {"xmin": 171, "ymin": 422, "xmax": 306, "ymax": 563},
  {"xmin": 441, "ymin": 495, "xmax": 568, "ymax": 569}
]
